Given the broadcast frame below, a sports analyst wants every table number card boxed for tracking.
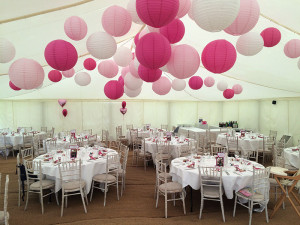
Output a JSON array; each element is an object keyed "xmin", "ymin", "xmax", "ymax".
[
  {"xmin": 70, "ymin": 145, "xmax": 78, "ymax": 159},
  {"xmin": 70, "ymin": 129, "xmax": 76, "ymax": 138}
]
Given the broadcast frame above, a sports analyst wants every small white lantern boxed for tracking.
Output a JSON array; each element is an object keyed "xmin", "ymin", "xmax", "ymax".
[{"xmin": 236, "ymin": 32, "xmax": 264, "ymax": 56}]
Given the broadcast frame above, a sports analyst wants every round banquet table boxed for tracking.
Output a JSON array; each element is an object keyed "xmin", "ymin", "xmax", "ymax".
[
  {"xmin": 126, "ymin": 129, "xmax": 151, "ymax": 143},
  {"xmin": 170, "ymin": 156, "xmax": 265, "ymax": 199},
  {"xmin": 144, "ymin": 137, "xmax": 192, "ymax": 160},
  {"xmin": 33, "ymin": 147, "xmax": 118, "ymax": 193},
  {"xmin": 44, "ymin": 135, "xmax": 90, "ymax": 152},
  {"xmin": 5, "ymin": 131, "xmax": 46, "ymax": 147},
  {"xmin": 216, "ymin": 133, "xmax": 264, "ymax": 155},
  {"xmin": 284, "ymin": 147, "xmax": 300, "ymax": 169}
]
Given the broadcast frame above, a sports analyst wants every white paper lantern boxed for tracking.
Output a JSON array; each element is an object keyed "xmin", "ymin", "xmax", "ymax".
[
  {"xmin": 236, "ymin": 32, "xmax": 264, "ymax": 56},
  {"xmin": 192, "ymin": 0, "xmax": 240, "ymax": 32},
  {"xmin": 86, "ymin": 31, "xmax": 117, "ymax": 59},
  {"xmin": 134, "ymin": 57, "xmax": 140, "ymax": 70},
  {"xmin": 172, "ymin": 79, "xmax": 186, "ymax": 91},
  {"xmin": 217, "ymin": 80, "xmax": 228, "ymax": 91},
  {"xmin": 9, "ymin": 58, "xmax": 44, "ymax": 90},
  {"xmin": 125, "ymin": 86, "xmax": 142, "ymax": 97},
  {"xmin": 124, "ymin": 72, "xmax": 143, "ymax": 90},
  {"xmin": 74, "ymin": 72, "xmax": 91, "ymax": 86},
  {"xmin": 0, "ymin": 38, "xmax": 16, "ymax": 63},
  {"xmin": 127, "ymin": 0, "xmax": 143, "ymax": 24},
  {"xmin": 113, "ymin": 46, "xmax": 132, "ymax": 67}
]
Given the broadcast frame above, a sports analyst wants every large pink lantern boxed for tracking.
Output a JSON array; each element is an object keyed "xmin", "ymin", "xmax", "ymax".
[
  {"xmin": 64, "ymin": 16, "xmax": 88, "ymax": 41},
  {"xmin": 136, "ymin": 32, "xmax": 171, "ymax": 69},
  {"xmin": 48, "ymin": 70, "xmax": 62, "ymax": 82},
  {"xmin": 167, "ymin": 44, "xmax": 200, "ymax": 79},
  {"xmin": 232, "ymin": 84, "xmax": 243, "ymax": 94},
  {"xmin": 136, "ymin": 0, "xmax": 179, "ymax": 28},
  {"xmin": 84, "ymin": 58, "xmax": 96, "ymax": 71},
  {"xmin": 74, "ymin": 72, "xmax": 91, "ymax": 86},
  {"xmin": 260, "ymin": 27, "xmax": 281, "ymax": 47},
  {"xmin": 104, "ymin": 80, "xmax": 124, "ymax": 100},
  {"xmin": 102, "ymin": 5, "xmax": 132, "ymax": 37},
  {"xmin": 223, "ymin": 89, "xmax": 235, "ymax": 99},
  {"xmin": 138, "ymin": 64, "xmax": 162, "ymax": 82},
  {"xmin": 284, "ymin": 39, "xmax": 300, "ymax": 58},
  {"xmin": 9, "ymin": 81, "xmax": 21, "ymax": 91},
  {"xmin": 204, "ymin": 76, "xmax": 215, "ymax": 87},
  {"xmin": 202, "ymin": 40, "xmax": 237, "ymax": 74},
  {"xmin": 188, "ymin": 76, "xmax": 203, "ymax": 90},
  {"xmin": 44, "ymin": 40, "xmax": 78, "ymax": 71},
  {"xmin": 62, "ymin": 68, "xmax": 75, "ymax": 78},
  {"xmin": 177, "ymin": 0, "xmax": 191, "ymax": 18},
  {"xmin": 152, "ymin": 76, "xmax": 171, "ymax": 95},
  {"xmin": 224, "ymin": 0, "xmax": 260, "ymax": 36},
  {"xmin": 98, "ymin": 60, "xmax": 119, "ymax": 78},
  {"xmin": 9, "ymin": 58, "xmax": 44, "ymax": 90},
  {"xmin": 159, "ymin": 19, "xmax": 185, "ymax": 44}
]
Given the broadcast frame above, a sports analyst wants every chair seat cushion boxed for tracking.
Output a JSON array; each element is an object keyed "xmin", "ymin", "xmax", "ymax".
[
  {"xmin": 30, "ymin": 179, "xmax": 55, "ymax": 190},
  {"xmin": 159, "ymin": 182, "xmax": 182, "ymax": 193},
  {"xmin": 110, "ymin": 168, "xmax": 124, "ymax": 176},
  {"xmin": 0, "ymin": 211, "xmax": 9, "ymax": 222},
  {"xmin": 63, "ymin": 180, "xmax": 86, "ymax": 192},
  {"xmin": 93, "ymin": 174, "xmax": 117, "ymax": 183},
  {"xmin": 237, "ymin": 188, "xmax": 264, "ymax": 202},
  {"xmin": 202, "ymin": 186, "xmax": 223, "ymax": 198},
  {"xmin": 158, "ymin": 172, "xmax": 172, "ymax": 180}
]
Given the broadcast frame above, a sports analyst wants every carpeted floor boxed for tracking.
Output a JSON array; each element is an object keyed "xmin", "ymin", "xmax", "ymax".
[{"xmin": 1, "ymin": 152, "xmax": 299, "ymax": 225}]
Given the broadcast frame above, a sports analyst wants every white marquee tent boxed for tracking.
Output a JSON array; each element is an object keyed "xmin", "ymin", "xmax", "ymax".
[{"xmin": 0, "ymin": 0, "xmax": 300, "ymax": 143}]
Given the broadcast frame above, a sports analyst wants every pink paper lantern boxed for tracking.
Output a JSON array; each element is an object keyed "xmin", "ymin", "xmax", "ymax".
[
  {"xmin": 177, "ymin": 0, "xmax": 191, "ymax": 18},
  {"xmin": 84, "ymin": 58, "xmax": 96, "ymax": 70},
  {"xmin": 167, "ymin": 44, "xmax": 200, "ymax": 79},
  {"xmin": 121, "ymin": 66, "xmax": 130, "ymax": 78},
  {"xmin": 136, "ymin": 32, "xmax": 171, "ymax": 69},
  {"xmin": 9, "ymin": 81, "xmax": 21, "ymax": 91},
  {"xmin": 260, "ymin": 27, "xmax": 281, "ymax": 47},
  {"xmin": 204, "ymin": 76, "xmax": 215, "ymax": 87},
  {"xmin": 201, "ymin": 40, "xmax": 237, "ymax": 74},
  {"xmin": 224, "ymin": 0, "xmax": 260, "ymax": 36},
  {"xmin": 138, "ymin": 64, "xmax": 162, "ymax": 82},
  {"xmin": 102, "ymin": 5, "xmax": 132, "ymax": 37},
  {"xmin": 48, "ymin": 70, "xmax": 62, "ymax": 82},
  {"xmin": 232, "ymin": 84, "xmax": 243, "ymax": 94},
  {"xmin": 98, "ymin": 60, "xmax": 119, "ymax": 78},
  {"xmin": 159, "ymin": 19, "xmax": 185, "ymax": 44},
  {"xmin": 188, "ymin": 76, "xmax": 203, "ymax": 90},
  {"xmin": 104, "ymin": 80, "xmax": 124, "ymax": 100},
  {"xmin": 44, "ymin": 40, "xmax": 78, "ymax": 71},
  {"xmin": 8, "ymin": 58, "xmax": 44, "ymax": 90},
  {"xmin": 223, "ymin": 89, "xmax": 235, "ymax": 99},
  {"xmin": 64, "ymin": 16, "xmax": 88, "ymax": 41},
  {"xmin": 118, "ymin": 76, "xmax": 125, "ymax": 86},
  {"xmin": 62, "ymin": 68, "xmax": 75, "ymax": 78},
  {"xmin": 152, "ymin": 76, "xmax": 171, "ymax": 95},
  {"xmin": 136, "ymin": 0, "xmax": 179, "ymax": 28},
  {"xmin": 284, "ymin": 39, "xmax": 300, "ymax": 58},
  {"xmin": 129, "ymin": 60, "xmax": 140, "ymax": 78}
]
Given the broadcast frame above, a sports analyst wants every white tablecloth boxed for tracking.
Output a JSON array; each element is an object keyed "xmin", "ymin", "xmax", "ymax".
[
  {"xmin": 216, "ymin": 133, "xmax": 264, "ymax": 155},
  {"xmin": 44, "ymin": 135, "xmax": 91, "ymax": 152},
  {"xmin": 144, "ymin": 137, "xmax": 191, "ymax": 160},
  {"xmin": 33, "ymin": 147, "xmax": 118, "ymax": 193},
  {"xmin": 284, "ymin": 147, "xmax": 300, "ymax": 168},
  {"xmin": 170, "ymin": 156, "xmax": 265, "ymax": 199}
]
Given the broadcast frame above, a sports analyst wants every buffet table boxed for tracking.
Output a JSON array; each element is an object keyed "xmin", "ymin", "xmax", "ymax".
[
  {"xmin": 34, "ymin": 147, "xmax": 118, "ymax": 193},
  {"xmin": 170, "ymin": 155, "xmax": 265, "ymax": 199}
]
